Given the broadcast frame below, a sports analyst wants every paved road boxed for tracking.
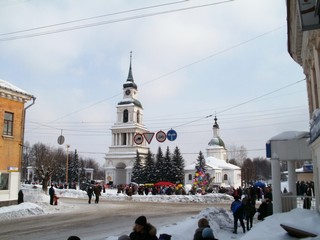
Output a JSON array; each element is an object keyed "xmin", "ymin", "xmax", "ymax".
[{"xmin": 0, "ymin": 197, "xmax": 231, "ymax": 240}]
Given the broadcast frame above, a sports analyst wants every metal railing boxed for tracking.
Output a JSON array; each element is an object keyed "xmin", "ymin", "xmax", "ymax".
[{"xmin": 281, "ymin": 193, "xmax": 315, "ymax": 212}]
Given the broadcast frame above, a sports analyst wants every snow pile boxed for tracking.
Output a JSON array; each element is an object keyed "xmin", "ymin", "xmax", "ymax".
[{"xmin": 0, "ymin": 202, "xmax": 45, "ymax": 221}]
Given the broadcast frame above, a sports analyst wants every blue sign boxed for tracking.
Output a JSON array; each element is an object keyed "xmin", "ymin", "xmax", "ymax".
[{"xmin": 167, "ymin": 129, "xmax": 177, "ymax": 141}]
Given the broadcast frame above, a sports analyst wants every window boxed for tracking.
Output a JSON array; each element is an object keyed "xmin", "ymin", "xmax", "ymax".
[
  {"xmin": 121, "ymin": 133, "xmax": 127, "ymax": 145},
  {"xmin": 0, "ymin": 173, "xmax": 9, "ymax": 190},
  {"xmin": 3, "ymin": 112, "xmax": 13, "ymax": 136},
  {"xmin": 137, "ymin": 110, "xmax": 140, "ymax": 124},
  {"xmin": 123, "ymin": 109, "xmax": 128, "ymax": 123},
  {"xmin": 188, "ymin": 174, "xmax": 192, "ymax": 180},
  {"xmin": 223, "ymin": 174, "xmax": 228, "ymax": 181}
]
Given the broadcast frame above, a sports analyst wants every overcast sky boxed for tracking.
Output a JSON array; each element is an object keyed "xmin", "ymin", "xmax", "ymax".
[{"xmin": 0, "ymin": 0, "xmax": 309, "ymax": 166}]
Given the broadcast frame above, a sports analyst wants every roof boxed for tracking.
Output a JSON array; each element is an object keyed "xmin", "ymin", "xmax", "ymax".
[
  {"xmin": 185, "ymin": 156, "xmax": 240, "ymax": 171},
  {"xmin": 0, "ymin": 79, "xmax": 34, "ymax": 101},
  {"xmin": 269, "ymin": 131, "xmax": 310, "ymax": 141}
]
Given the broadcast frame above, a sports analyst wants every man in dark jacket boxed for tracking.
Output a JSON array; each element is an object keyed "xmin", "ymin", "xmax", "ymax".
[
  {"xmin": 87, "ymin": 184, "xmax": 94, "ymax": 204},
  {"xmin": 129, "ymin": 215, "xmax": 158, "ymax": 240},
  {"xmin": 49, "ymin": 184, "xmax": 55, "ymax": 205},
  {"xmin": 231, "ymin": 196, "xmax": 245, "ymax": 234}
]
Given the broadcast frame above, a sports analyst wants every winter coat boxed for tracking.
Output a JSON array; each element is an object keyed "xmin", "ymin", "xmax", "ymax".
[
  {"xmin": 49, "ymin": 186, "xmax": 55, "ymax": 197},
  {"xmin": 129, "ymin": 223, "xmax": 158, "ymax": 240},
  {"xmin": 87, "ymin": 185, "xmax": 94, "ymax": 196},
  {"xmin": 231, "ymin": 199, "xmax": 243, "ymax": 217}
]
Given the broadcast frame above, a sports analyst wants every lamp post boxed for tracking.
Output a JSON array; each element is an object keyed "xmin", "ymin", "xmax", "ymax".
[{"xmin": 66, "ymin": 144, "xmax": 70, "ymax": 189}]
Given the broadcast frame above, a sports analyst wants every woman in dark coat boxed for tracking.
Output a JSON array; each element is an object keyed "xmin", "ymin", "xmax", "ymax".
[{"xmin": 129, "ymin": 216, "xmax": 158, "ymax": 240}]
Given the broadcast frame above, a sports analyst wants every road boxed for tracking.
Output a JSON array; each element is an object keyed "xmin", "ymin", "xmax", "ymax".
[{"xmin": 0, "ymin": 197, "xmax": 231, "ymax": 240}]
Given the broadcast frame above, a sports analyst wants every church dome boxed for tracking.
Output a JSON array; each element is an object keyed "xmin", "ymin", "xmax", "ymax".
[{"xmin": 208, "ymin": 137, "xmax": 225, "ymax": 148}]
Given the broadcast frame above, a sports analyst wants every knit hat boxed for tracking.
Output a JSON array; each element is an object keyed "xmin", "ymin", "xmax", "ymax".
[
  {"xmin": 135, "ymin": 216, "xmax": 147, "ymax": 226},
  {"xmin": 118, "ymin": 235, "xmax": 130, "ymax": 240},
  {"xmin": 202, "ymin": 227, "xmax": 214, "ymax": 239}
]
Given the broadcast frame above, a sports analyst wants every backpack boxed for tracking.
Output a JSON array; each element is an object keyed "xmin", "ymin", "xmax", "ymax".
[{"xmin": 231, "ymin": 200, "xmax": 242, "ymax": 214}]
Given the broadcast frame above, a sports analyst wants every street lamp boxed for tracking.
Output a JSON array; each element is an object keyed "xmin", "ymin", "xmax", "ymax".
[{"xmin": 66, "ymin": 144, "xmax": 70, "ymax": 189}]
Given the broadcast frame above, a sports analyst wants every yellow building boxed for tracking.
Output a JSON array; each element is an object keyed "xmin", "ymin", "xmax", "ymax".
[{"xmin": 0, "ymin": 79, "xmax": 35, "ymax": 206}]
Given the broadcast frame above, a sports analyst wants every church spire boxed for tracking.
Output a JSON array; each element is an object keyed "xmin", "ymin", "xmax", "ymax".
[
  {"xmin": 127, "ymin": 51, "xmax": 134, "ymax": 82},
  {"xmin": 123, "ymin": 51, "xmax": 137, "ymax": 90}
]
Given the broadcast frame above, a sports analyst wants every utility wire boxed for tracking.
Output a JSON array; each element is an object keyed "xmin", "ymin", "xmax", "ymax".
[
  {"xmin": 172, "ymin": 79, "xmax": 306, "ymax": 129},
  {"xmin": 0, "ymin": 0, "xmax": 234, "ymax": 41},
  {"xmin": 0, "ymin": 0, "xmax": 189, "ymax": 36},
  {"xmin": 44, "ymin": 26, "xmax": 285, "ymax": 125}
]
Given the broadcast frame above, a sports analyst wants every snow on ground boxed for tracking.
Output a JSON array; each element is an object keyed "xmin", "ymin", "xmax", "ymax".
[{"xmin": 1, "ymin": 184, "xmax": 320, "ymax": 240}]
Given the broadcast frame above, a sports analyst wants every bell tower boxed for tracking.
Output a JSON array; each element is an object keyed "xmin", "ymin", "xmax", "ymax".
[{"xmin": 105, "ymin": 53, "xmax": 149, "ymax": 185}]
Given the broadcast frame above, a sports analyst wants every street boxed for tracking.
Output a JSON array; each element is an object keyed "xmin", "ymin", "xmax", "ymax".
[{"xmin": 0, "ymin": 197, "xmax": 230, "ymax": 240}]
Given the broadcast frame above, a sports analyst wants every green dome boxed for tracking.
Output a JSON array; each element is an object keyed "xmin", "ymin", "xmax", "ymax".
[{"xmin": 208, "ymin": 137, "xmax": 225, "ymax": 148}]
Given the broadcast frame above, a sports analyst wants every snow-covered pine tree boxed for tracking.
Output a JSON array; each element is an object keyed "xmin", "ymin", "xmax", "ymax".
[
  {"xmin": 155, "ymin": 146, "xmax": 165, "ymax": 182},
  {"xmin": 69, "ymin": 149, "xmax": 80, "ymax": 188},
  {"xmin": 163, "ymin": 146, "xmax": 173, "ymax": 182},
  {"xmin": 172, "ymin": 146, "xmax": 185, "ymax": 184},
  {"xmin": 144, "ymin": 150, "xmax": 156, "ymax": 183},
  {"xmin": 131, "ymin": 150, "xmax": 144, "ymax": 184}
]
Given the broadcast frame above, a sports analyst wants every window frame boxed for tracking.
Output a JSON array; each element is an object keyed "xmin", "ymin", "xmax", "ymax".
[{"xmin": 3, "ymin": 111, "xmax": 14, "ymax": 136}]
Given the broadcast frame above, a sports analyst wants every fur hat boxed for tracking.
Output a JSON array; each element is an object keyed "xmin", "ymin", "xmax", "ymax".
[
  {"xmin": 202, "ymin": 227, "xmax": 214, "ymax": 239},
  {"xmin": 198, "ymin": 218, "xmax": 210, "ymax": 228},
  {"xmin": 135, "ymin": 215, "xmax": 147, "ymax": 226}
]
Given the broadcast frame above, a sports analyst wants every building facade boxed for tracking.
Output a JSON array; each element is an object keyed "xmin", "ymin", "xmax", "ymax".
[
  {"xmin": 104, "ymin": 56, "xmax": 150, "ymax": 185},
  {"xmin": 184, "ymin": 117, "xmax": 241, "ymax": 188},
  {"xmin": 0, "ymin": 79, "xmax": 34, "ymax": 206},
  {"xmin": 286, "ymin": 0, "xmax": 320, "ymax": 213}
]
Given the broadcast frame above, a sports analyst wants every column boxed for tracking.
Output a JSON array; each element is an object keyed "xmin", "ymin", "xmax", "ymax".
[
  {"xmin": 271, "ymin": 158, "xmax": 282, "ymax": 213},
  {"xmin": 287, "ymin": 161, "xmax": 297, "ymax": 195}
]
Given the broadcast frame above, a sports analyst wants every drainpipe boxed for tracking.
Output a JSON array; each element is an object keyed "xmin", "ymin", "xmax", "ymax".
[{"xmin": 20, "ymin": 96, "xmax": 36, "ymax": 186}]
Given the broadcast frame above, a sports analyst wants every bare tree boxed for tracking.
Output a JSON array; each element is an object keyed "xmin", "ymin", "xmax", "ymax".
[
  {"xmin": 227, "ymin": 144, "xmax": 247, "ymax": 165},
  {"xmin": 29, "ymin": 143, "xmax": 62, "ymax": 193},
  {"xmin": 241, "ymin": 158, "xmax": 255, "ymax": 187}
]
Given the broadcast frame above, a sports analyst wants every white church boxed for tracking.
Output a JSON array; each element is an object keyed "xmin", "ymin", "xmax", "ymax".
[
  {"xmin": 184, "ymin": 117, "xmax": 242, "ymax": 188},
  {"xmin": 105, "ymin": 55, "xmax": 241, "ymax": 187},
  {"xmin": 104, "ymin": 54, "xmax": 150, "ymax": 185}
]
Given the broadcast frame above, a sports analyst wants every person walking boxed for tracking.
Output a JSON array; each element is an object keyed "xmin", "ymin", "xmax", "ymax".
[
  {"xmin": 87, "ymin": 184, "xmax": 94, "ymax": 204},
  {"xmin": 231, "ymin": 196, "xmax": 245, "ymax": 234},
  {"xmin": 242, "ymin": 195, "xmax": 256, "ymax": 231},
  {"xmin": 129, "ymin": 215, "xmax": 158, "ymax": 240},
  {"xmin": 94, "ymin": 183, "xmax": 102, "ymax": 204},
  {"xmin": 49, "ymin": 184, "xmax": 55, "ymax": 205}
]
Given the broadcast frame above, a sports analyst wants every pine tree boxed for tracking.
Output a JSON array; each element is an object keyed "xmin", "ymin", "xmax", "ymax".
[
  {"xmin": 193, "ymin": 151, "xmax": 208, "ymax": 191},
  {"xmin": 163, "ymin": 146, "xmax": 173, "ymax": 182},
  {"xmin": 131, "ymin": 150, "xmax": 144, "ymax": 184},
  {"xmin": 155, "ymin": 146, "xmax": 165, "ymax": 182},
  {"xmin": 172, "ymin": 146, "xmax": 185, "ymax": 184},
  {"xmin": 144, "ymin": 150, "xmax": 156, "ymax": 183},
  {"xmin": 69, "ymin": 149, "xmax": 80, "ymax": 188}
]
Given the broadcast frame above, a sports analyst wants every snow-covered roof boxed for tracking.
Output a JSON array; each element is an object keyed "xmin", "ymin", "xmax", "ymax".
[
  {"xmin": 269, "ymin": 131, "xmax": 309, "ymax": 141},
  {"xmin": 185, "ymin": 156, "xmax": 240, "ymax": 171},
  {"xmin": 0, "ymin": 79, "xmax": 33, "ymax": 98}
]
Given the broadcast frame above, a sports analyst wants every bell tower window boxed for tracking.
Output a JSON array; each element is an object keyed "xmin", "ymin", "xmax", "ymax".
[
  {"xmin": 137, "ymin": 110, "xmax": 140, "ymax": 123},
  {"xmin": 123, "ymin": 109, "xmax": 128, "ymax": 123}
]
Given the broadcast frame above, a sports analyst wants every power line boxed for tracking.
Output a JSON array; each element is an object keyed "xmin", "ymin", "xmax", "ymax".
[
  {"xmin": 172, "ymin": 79, "xmax": 306, "ymax": 129},
  {"xmin": 0, "ymin": 0, "xmax": 189, "ymax": 36},
  {"xmin": 37, "ymin": 25, "xmax": 285, "ymax": 126},
  {"xmin": 0, "ymin": 0, "xmax": 234, "ymax": 41}
]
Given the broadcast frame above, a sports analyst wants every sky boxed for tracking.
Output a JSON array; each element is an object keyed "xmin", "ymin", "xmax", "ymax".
[
  {"xmin": 1, "ymin": 183, "xmax": 320, "ymax": 240},
  {"xmin": 0, "ymin": 0, "xmax": 309, "ymax": 166}
]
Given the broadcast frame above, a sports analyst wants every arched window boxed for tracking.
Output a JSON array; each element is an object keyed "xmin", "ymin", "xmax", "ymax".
[
  {"xmin": 188, "ymin": 174, "xmax": 192, "ymax": 180},
  {"xmin": 123, "ymin": 109, "xmax": 128, "ymax": 123},
  {"xmin": 223, "ymin": 174, "xmax": 228, "ymax": 181},
  {"xmin": 137, "ymin": 110, "xmax": 140, "ymax": 123}
]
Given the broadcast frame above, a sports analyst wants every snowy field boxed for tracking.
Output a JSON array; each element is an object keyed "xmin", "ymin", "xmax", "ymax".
[{"xmin": 1, "ymin": 184, "xmax": 320, "ymax": 240}]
